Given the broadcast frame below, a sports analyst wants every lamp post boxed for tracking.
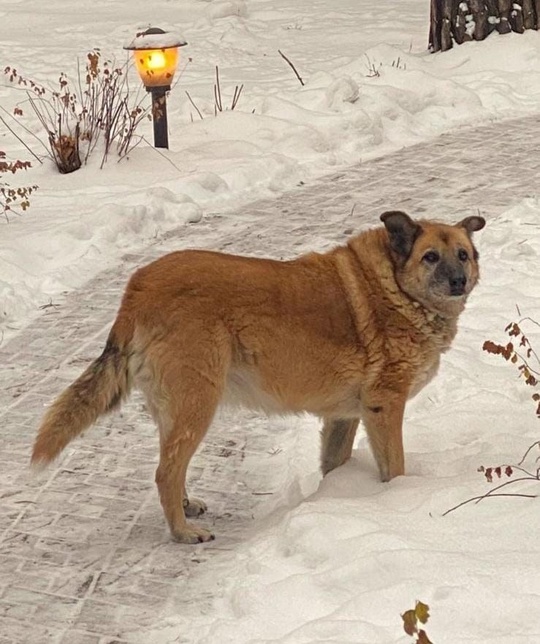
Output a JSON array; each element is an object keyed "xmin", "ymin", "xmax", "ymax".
[{"xmin": 124, "ymin": 27, "xmax": 187, "ymax": 149}]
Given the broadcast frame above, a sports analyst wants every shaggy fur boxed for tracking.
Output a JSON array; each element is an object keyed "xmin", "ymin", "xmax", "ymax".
[{"xmin": 32, "ymin": 211, "xmax": 485, "ymax": 543}]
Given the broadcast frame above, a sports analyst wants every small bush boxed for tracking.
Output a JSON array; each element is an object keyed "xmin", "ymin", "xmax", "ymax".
[
  {"xmin": 4, "ymin": 50, "xmax": 150, "ymax": 173},
  {"xmin": 0, "ymin": 151, "xmax": 38, "ymax": 220},
  {"xmin": 483, "ymin": 318, "xmax": 539, "ymax": 417},
  {"xmin": 444, "ymin": 315, "xmax": 540, "ymax": 516},
  {"xmin": 185, "ymin": 66, "xmax": 244, "ymax": 121}
]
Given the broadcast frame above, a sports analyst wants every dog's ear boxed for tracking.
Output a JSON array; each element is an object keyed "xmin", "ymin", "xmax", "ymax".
[
  {"xmin": 456, "ymin": 216, "xmax": 485, "ymax": 235},
  {"xmin": 380, "ymin": 211, "xmax": 422, "ymax": 258}
]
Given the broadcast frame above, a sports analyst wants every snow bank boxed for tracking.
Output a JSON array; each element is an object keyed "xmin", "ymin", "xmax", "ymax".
[{"xmin": 3, "ymin": 5, "xmax": 540, "ymax": 340}]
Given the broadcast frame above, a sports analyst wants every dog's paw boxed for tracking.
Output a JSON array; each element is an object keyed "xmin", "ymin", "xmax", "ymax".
[
  {"xmin": 171, "ymin": 522, "xmax": 215, "ymax": 544},
  {"xmin": 183, "ymin": 496, "xmax": 207, "ymax": 517}
]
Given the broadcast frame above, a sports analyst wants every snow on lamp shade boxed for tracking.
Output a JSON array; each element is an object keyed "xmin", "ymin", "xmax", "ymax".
[{"xmin": 124, "ymin": 27, "xmax": 187, "ymax": 89}]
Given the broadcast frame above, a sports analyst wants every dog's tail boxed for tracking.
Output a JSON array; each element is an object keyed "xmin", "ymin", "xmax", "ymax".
[{"xmin": 31, "ymin": 329, "xmax": 134, "ymax": 468}]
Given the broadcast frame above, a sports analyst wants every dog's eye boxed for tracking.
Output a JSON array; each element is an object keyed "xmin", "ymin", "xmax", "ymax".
[
  {"xmin": 458, "ymin": 249, "xmax": 469, "ymax": 262},
  {"xmin": 422, "ymin": 251, "xmax": 440, "ymax": 264}
]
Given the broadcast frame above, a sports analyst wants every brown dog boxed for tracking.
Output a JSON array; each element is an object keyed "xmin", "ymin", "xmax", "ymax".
[{"xmin": 32, "ymin": 211, "xmax": 485, "ymax": 543}]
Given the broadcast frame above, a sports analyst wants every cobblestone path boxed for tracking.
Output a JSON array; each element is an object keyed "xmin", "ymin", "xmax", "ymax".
[{"xmin": 1, "ymin": 115, "xmax": 539, "ymax": 643}]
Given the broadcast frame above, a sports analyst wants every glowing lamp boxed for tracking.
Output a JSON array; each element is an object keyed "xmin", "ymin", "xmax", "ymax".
[{"xmin": 124, "ymin": 27, "xmax": 187, "ymax": 148}]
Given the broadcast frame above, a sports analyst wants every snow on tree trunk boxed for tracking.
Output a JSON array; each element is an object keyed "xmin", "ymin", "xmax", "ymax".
[
  {"xmin": 430, "ymin": 0, "xmax": 540, "ymax": 51},
  {"xmin": 511, "ymin": 1, "xmax": 525, "ymax": 33}
]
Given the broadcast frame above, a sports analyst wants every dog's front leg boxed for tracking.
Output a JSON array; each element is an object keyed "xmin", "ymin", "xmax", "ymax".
[
  {"xmin": 320, "ymin": 418, "xmax": 360, "ymax": 476},
  {"xmin": 361, "ymin": 392, "xmax": 406, "ymax": 482}
]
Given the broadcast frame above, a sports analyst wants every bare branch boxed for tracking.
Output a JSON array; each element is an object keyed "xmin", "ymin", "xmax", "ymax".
[
  {"xmin": 278, "ymin": 49, "xmax": 305, "ymax": 86},
  {"xmin": 443, "ymin": 492, "xmax": 538, "ymax": 517},
  {"xmin": 0, "ymin": 114, "xmax": 42, "ymax": 164},
  {"xmin": 185, "ymin": 90, "xmax": 204, "ymax": 120}
]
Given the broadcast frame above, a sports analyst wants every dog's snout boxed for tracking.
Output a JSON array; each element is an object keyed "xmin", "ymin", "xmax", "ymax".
[
  {"xmin": 449, "ymin": 274, "xmax": 466, "ymax": 296},
  {"xmin": 434, "ymin": 260, "xmax": 468, "ymax": 296}
]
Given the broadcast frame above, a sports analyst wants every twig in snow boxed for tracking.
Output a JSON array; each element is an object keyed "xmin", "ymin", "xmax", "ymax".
[
  {"xmin": 185, "ymin": 91, "xmax": 204, "ymax": 120},
  {"xmin": 140, "ymin": 137, "xmax": 183, "ymax": 172},
  {"xmin": 443, "ymin": 442, "xmax": 540, "ymax": 517},
  {"xmin": 442, "ymin": 491, "xmax": 537, "ymax": 516},
  {"xmin": 278, "ymin": 50, "xmax": 305, "ymax": 86},
  {"xmin": 0, "ymin": 109, "xmax": 44, "ymax": 163}
]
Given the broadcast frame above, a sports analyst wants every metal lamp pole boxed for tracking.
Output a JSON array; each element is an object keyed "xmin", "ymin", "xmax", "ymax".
[{"xmin": 149, "ymin": 85, "xmax": 171, "ymax": 149}]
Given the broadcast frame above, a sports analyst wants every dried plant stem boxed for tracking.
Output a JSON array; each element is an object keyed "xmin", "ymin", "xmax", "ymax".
[
  {"xmin": 278, "ymin": 49, "xmax": 305, "ymax": 86},
  {"xmin": 0, "ymin": 108, "xmax": 46, "ymax": 161},
  {"xmin": 519, "ymin": 316, "xmax": 540, "ymax": 329},
  {"xmin": 443, "ymin": 443, "xmax": 540, "ymax": 517},
  {"xmin": 231, "ymin": 84, "xmax": 244, "ymax": 110},
  {"xmin": 188, "ymin": 67, "xmax": 244, "ymax": 118},
  {"xmin": 185, "ymin": 91, "xmax": 204, "ymax": 120},
  {"xmin": 443, "ymin": 491, "xmax": 537, "ymax": 516},
  {"xmin": 518, "ymin": 440, "xmax": 540, "ymax": 466},
  {"xmin": 140, "ymin": 137, "xmax": 183, "ymax": 172},
  {"xmin": 214, "ymin": 65, "xmax": 222, "ymax": 114}
]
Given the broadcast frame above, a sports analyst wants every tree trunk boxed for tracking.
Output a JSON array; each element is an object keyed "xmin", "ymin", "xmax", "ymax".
[
  {"xmin": 485, "ymin": 0, "xmax": 500, "ymax": 34},
  {"xmin": 511, "ymin": 0, "xmax": 525, "ymax": 33},
  {"xmin": 497, "ymin": 0, "xmax": 513, "ymax": 33},
  {"xmin": 441, "ymin": 0, "xmax": 454, "ymax": 51},
  {"xmin": 429, "ymin": 0, "xmax": 441, "ymax": 51},
  {"xmin": 454, "ymin": 2, "xmax": 470, "ymax": 44},
  {"xmin": 470, "ymin": 0, "xmax": 489, "ymax": 39},
  {"xmin": 429, "ymin": 0, "xmax": 540, "ymax": 50},
  {"xmin": 523, "ymin": 0, "xmax": 536, "ymax": 28}
]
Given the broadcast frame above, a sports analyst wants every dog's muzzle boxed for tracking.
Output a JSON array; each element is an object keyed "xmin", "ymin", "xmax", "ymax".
[{"xmin": 449, "ymin": 274, "xmax": 467, "ymax": 297}]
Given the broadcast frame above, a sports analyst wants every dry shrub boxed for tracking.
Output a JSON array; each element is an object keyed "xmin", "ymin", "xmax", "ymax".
[
  {"xmin": 4, "ymin": 50, "xmax": 150, "ymax": 173},
  {"xmin": 185, "ymin": 65, "xmax": 244, "ymax": 121},
  {"xmin": 483, "ymin": 318, "xmax": 540, "ymax": 416},
  {"xmin": 0, "ymin": 151, "xmax": 38, "ymax": 221},
  {"xmin": 444, "ymin": 315, "xmax": 540, "ymax": 516}
]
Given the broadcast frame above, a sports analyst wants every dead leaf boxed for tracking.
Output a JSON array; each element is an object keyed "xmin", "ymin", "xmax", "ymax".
[
  {"xmin": 402, "ymin": 609, "xmax": 418, "ymax": 636},
  {"xmin": 417, "ymin": 629, "xmax": 434, "ymax": 644},
  {"xmin": 415, "ymin": 601, "xmax": 430, "ymax": 624}
]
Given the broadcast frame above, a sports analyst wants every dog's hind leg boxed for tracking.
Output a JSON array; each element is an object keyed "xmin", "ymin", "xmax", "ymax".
[
  {"xmin": 137, "ymin": 366, "xmax": 208, "ymax": 522},
  {"xmin": 154, "ymin": 368, "xmax": 224, "ymax": 543},
  {"xmin": 148, "ymin": 331, "xmax": 230, "ymax": 543},
  {"xmin": 320, "ymin": 418, "xmax": 359, "ymax": 476}
]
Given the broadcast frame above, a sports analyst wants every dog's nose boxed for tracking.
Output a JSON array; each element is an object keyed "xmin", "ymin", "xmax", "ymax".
[{"xmin": 449, "ymin": 275, "xmax": 466, "ymax": 295}]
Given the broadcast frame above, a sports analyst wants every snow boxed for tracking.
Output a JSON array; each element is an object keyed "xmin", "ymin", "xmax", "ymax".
[
  {"xmin": 3, "ymin": 3, "xmax": 540, "ymax": 339},
  {"xmin": 465, "ymin": 16, "xmax": 476, "ymax": 38},
  {"xmin": 1, "ymin": 0, "xmax": 540, "ymax": 642},
  {"xmin": 123, "ymin": 31, "xmax": 188, "ymax": 51}
]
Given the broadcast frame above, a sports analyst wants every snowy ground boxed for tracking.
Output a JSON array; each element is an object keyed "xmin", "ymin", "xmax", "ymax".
[
  {"xmin": 3, "ymin": 0, "xmax": 540, "ymax": 340},
  {"xmin": 1, "ymin": 0, "xmax": 540, "ymax": 643}
]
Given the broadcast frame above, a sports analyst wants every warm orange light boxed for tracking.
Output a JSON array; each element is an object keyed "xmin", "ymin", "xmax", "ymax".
[
  {"xmin": 133, "ymin": 47, "xmax": 179, "ymax": 88},
  {"xmin": 147, "ymin": 51, "xmax": 166, "ymax": 69}
]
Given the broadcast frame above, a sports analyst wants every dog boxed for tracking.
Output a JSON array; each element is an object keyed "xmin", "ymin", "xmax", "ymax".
[{"xmin": 32, "ymin": 211, "xmax": 485, "ymax": 543}]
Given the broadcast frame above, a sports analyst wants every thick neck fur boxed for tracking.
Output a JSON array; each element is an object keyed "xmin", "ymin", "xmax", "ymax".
[{"xmin": 341, "ymin": 227, "xmax": 459, "ymax": 350}]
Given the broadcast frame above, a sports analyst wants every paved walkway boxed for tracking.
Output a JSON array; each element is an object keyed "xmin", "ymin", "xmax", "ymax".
[{"xmin": 1, "ymin": 115, "xmax": 539, "ymax": 644}]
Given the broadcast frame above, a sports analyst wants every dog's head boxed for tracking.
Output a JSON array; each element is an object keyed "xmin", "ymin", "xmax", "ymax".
[{"xmin": 380, "ymin": 211, "xmax": 485, "ymax": 318}]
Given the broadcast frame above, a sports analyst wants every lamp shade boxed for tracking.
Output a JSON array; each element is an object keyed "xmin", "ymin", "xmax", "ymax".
[{"xmin": 124, "ymin": 27, "xmax": 187, "ymax": 89}]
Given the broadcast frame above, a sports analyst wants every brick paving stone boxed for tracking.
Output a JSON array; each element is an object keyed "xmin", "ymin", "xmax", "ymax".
[
  {"xmin": 1, "ymin": 115, "xmax": 540, "ymax": 641},
  {"xmin": 60, "ymin": 632, "xmax": 102, "ymax": 644}
]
